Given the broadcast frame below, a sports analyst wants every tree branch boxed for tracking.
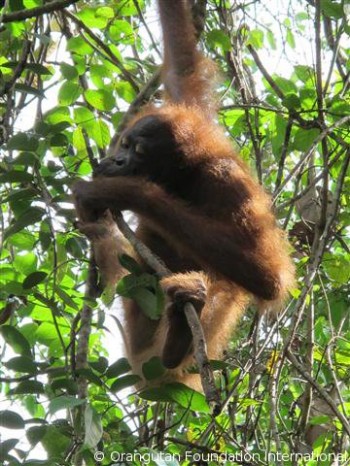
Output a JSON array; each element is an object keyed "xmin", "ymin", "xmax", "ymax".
[
  {"xmin": 0, "ymin": 40, "xmax": 31, "ymax": 97},
  {"xmin": 63, "ymin": 10, "xmax": 139, "ymax": 92},
  {"xmin": 1, "ymin": 0, "xmax": 79, "ymax": 23},
  {"xmin": 114, "ymin": 212, "xmax": 221, "ymax": 416},
  {"xmin": 287, "ymin": 349, "xmax": 350, "ymax": 437}
]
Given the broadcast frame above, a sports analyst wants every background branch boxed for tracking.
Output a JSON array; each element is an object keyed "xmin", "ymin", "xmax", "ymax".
[{"xmin": 1, "ymin": 0, "xmax": 79, "ymax": 23}]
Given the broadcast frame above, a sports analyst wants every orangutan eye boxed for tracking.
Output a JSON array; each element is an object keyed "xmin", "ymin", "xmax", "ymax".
[
  {"xmin": 120, "ymin": 137, "xmax": 129, "ymax": 149},
  {"xmin": 135, "ymin": 143, "xmax": 145, "ymax": 155}
]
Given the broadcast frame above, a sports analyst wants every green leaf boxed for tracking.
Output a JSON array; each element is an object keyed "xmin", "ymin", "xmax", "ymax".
[
  {"xmin": 139, "ymin": 383, "xmax": 210, "ymax": 413},
  {"xmin": 294, "ymin": 65, "xmax": 313, "ymax": 82},
  {"xmin": 67, "ymin": 36, "xmax": 94, "ymax": 55},
  {"xmin": 0, "ymin": 438, "xmax": 19, "ymax": 460},
  {"xmin": 4, "ymin": 356, "xmax": 37, "ymax": 374},
  {"xmin": 115, "ymin": 81, "xmax": 135, "ymax": 103},
  {"xmin": 72, "ymin": 127, "xmax": 86, "ymax": 152},
  {"xmin": 274, "ymin": 76, "xmax": 297, "ymax": 94},
  {"xmin": 90, "ymin": 119, "xmax": 111, "ymax": 148},
  {"xmin": 323, "ymin": 254, "xmax": 350, "ymax": 285},
  {"xmin": 266, "ymin": 30, "xmax": 276, "ymax": 49},
  {"xmin": 78, "ymin": 8, "xmax": 109, "ymax": 29},
  {"xmin": 101, "ymin": 283, "xmax": 117, "ymax": 306},
  {"xmin": 0, "ymin": 171, "xmax": 33, "ymax": 183},
  {"xmin": 83, "ymin": 404, "xmax": 103, "ymax": 449},
  {"xmin": 207, "ymin": 30, "xmax": 231, "ymax": 52},
  {"xmin": 109, "ymin": 19, "xmax": 134, "ymax": 43},
  {"xmin": 309, "ymin": 415, "xmax": 331, "ymax": 425},
  {"xmin": 60, "ymin": 63, "xmax": 79, "ymax": 80},
  {"xmin": 142, "ymin": 357, "xmax": 166, "ymax": 381},
  {"xmin": 0, "ymin": 410, "xmax": 25, "ymax": 429},
  {"xmin": 74, "ymin": 107, "xmax": 95, "ymax": 127},
  {"xmin": 282, "ymin": 93, "xmax": 301, "ymax": 110},
  {"xmin": 45, "ymin": 106, "xmax": 72, "ymax": 125},
  {"xmin": 321, "ymin": 0, "xmax": 344, "ymax": 18},
  {"xmin": 293, "ymin": 128, "xmax": 320, "ymax": 152},
  {"xmin": 26, "ymin": 63, "xmax": 52, "ymax": 75},
  {"xmin": 118, "ymin": 1, "xmax": 138, "ymax": 16},
  {"xmin": 116, "ymin": 273, "xmax": 158, "ymax": 295},
  {"xmin": 65, "ymin": 237, "xmax": 85, "ymax": 258},
  {"xmin": 105, "ymin": 357, "xmax": 131, "ymax": 379},
  {"xmin": 58, "ymin": 81, "xmax": 82, "ymax": 106},
  {"xmin": 13, "ymin": 252, "xmax": 37, "ymax": 275},
  {"xmin": 271, "ymin": 114, "xmax": 288, "ymax": 156},
  {"xmin": 286, "ymin": 28, "xmax": 295, "ymax": 49},
  {"xmin": 49, "ymin": 396, "xmax": 85, "ymax": 415},
  {"xmin": 9, "ymin": 0, "xmax": 25, "ymax": 13},
  {"xmin": 6, "ymin": 231, "xmax": 36, "ymax": 250},
  {"xmin": 13, "ymin": 151, "xmax": 38, "ymax": 165},
  {"xmin": 209, "ymin": 359, "xmax": 229, "ymax": 370},
  {"xmin": 40, "ymin": 425, "xmax": 71, "ymax": 460},
  {"xmin": 0, "ymin": 325, "xmax": 31, "ymax": 356},
  {"xmin": 110, "ymin": 374, "xmax": 141, "ymax": 392},
  {"xmin": 239, "ymin": 398, "xmax": 261, "ymax": 408},
  {"xmin": 117, "ymin": 273, "xmax": 164, "ymax": 320},
  {"xmin": 2, "ymin": 187, "xmax": 37, "ymax": 204},
  {"xmin": 51, "ymin": 378, "xmax": 78, "ymax": 394},
  {"xmin": 247, "ymin": 29, "xmax": 264, "ymax": 49},
  {"xmin": 0, "ymin": 60, "xmax": 52, "ymax": 75},
  {"xmin": 35, "ymin": 322, "xmax": 60, "ymax": 345},
  {"xmin": 7, "ymin": 133, "xmax": 39, "ymax": 151},
  {"xmin": 4, "ymin": 207, "xmax": 45, "ymax": 240},
  {"xmin": 89, "ymin": 357, "xmax": 109, "ymax": 374},
  {"xmin": 118, "ymin": 253, "xmax": 143, "ymax": 274},
  {"xmin": 84, "ymin": 89, "xmax": 115, "ymax": 111},
  {"xmin": 15, "ymin": 83, "xmax": 43, "ymax": 97},
  {"xmin": 76, "ymin": 368, "xmax": 103, "ymax": 386},
  {"xmin": 26, "ymin": 426, "xmax": 47, "ymax": 446},
  {"xmin": 55, "ymin": 286, "xmax": 79, "ymax": 310},
  {"xmin": 132, "ymin": 288, "xmax": 161, "ymax": 320},
  {"xmin": 50, "ymin": 133, "xmax": 68, "ymax": 147},
  {"xmin": 96, "ymin": 6, "xmax": 114, "ymax": 19},
  {"xmin": 23, "ymin": 271, "xmax": 48, "ymax": 289},
  {"xmin": 11, "ymin": 380, "xmax": 45, "ymax": 395}
]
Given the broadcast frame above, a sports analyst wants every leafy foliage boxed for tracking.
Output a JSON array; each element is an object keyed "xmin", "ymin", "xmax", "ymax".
[{"xmin": 0, "ymin": 0, "xmax": 349, "ymax": 464}]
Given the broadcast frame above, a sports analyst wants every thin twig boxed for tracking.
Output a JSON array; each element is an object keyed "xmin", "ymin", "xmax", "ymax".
[
  {"xmin": 287, "ymin": 349, "xmax": 350, "ymax": 437},
  {"xmin": 273, "ymin": 115, "xmax": 350, "ymax": 201},
  {"xmin": 114, "ymin": 69, "xmax": 162, "ymax": 137},
  {"xmin": 73, "ymin": 256, "xmax": 100, "ymax": 466},
  {"xmin": 63, "ymin": 10, "xmax": 139, "ymax": 92},
  {"xmin": 0, "ymin": 40, "xmax": 31, "ymax": 96}
]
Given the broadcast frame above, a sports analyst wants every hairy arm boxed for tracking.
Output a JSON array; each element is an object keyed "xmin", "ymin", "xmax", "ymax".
[
  {"xmin": 158, "ymin": 0, "xmax": 216, "ymax": 112},
  {"xmin": 158, "ymin": 0, "xmax": 198, "ymax": 78},
  {"xmin": 77, "ymin": 213, "xmax": 131, "ymax": 289},
  {"xmin": 73, "ymin": 177, "xmax": 283, "ymax": 301}
]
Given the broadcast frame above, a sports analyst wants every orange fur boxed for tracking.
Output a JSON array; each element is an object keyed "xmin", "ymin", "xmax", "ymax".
[{"xmin": 74, "ymin": 0, "xmax": 295, "ymax": 390}]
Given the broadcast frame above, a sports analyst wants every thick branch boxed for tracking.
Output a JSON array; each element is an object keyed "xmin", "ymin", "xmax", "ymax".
[
  {"xmin": 76, "ymin": 256, "xmax": 100, "ymax": 398},
  {"xmin": 1, "ymin": 0, "xmax": 79, "ymax": 23}
]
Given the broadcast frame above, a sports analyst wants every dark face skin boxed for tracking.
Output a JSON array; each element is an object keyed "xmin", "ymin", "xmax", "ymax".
[{"xmin": 95, "ymin": 115, "xmax": 185, "ymax": 187}]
